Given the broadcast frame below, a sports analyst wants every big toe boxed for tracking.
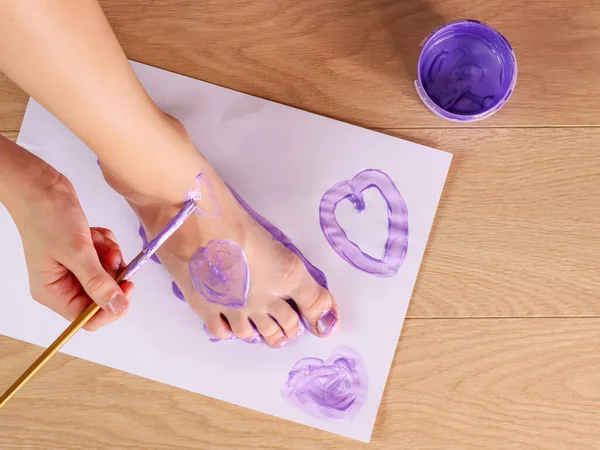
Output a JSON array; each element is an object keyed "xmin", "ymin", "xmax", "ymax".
[{"xmin": 291, "ymin": 276, "xmax": 339, "ymax": 338}]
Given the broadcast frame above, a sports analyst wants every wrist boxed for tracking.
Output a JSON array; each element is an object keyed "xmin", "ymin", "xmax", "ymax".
[
  {"xmin": 98, "ymin": 113, "xmax": 214, "ymax": 205},
  {"xmin": 0, "ymin": 135, "xmax": 58, "ymax": 214}
]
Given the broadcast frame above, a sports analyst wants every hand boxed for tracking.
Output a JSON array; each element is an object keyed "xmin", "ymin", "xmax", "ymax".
[{"xmin": 10, "ymin": 168, "xmax": 133, "ymax": 331}]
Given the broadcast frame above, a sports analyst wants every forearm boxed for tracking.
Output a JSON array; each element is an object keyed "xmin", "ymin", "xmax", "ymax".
[
  {"xmin": 0, "ymin": 0, "xmax": 206, "ymax": 203},
  {"xmin": 0, "ymin": 0, "xmax": 161, "ymax": 154}
]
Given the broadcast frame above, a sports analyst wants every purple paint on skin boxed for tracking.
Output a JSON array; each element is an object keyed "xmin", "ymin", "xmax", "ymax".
[
  {"xmin": 171, "ymin": 281, "xmax": 186, "ymax": 302},
  {"xmin": 189, "ymin": 239, "xmax": 250, "ymax": 308},
  {"xmin": 416, "ymin": 20, "xmax": 517, "ymax": 122},
  {"xmin": 202, "ymin": 323, "xmax": 264, "ymax": 344},
  {"xmin": 121, "ymin": 200, "xmax": 197, "ymax": 281},
  {"xmin": 129, "ymin": 171, "xmax": 314, "ymax": 344},
  {"xmin": 282, "ymin": 347, "xmax": 368, "ymax": 420},
  {"xmin": 186, "ymin": 173, "xmax": 220, "ymax": 218},
  {"xmin": 227, "ymin": 185, "xmax": 328, "ymax": 289},
  {"xmin": 320, "ymin": 169, "xmax": 408, "ymax": 277},
  {"xmin": 206, "ymin": 187, "xmax": 328, "ymax": 344}
]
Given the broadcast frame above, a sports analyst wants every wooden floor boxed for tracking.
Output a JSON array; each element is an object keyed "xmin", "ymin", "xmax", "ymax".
[{"xmin": 2, "ymin": 0, "xmax": 600, "ymax": 448}]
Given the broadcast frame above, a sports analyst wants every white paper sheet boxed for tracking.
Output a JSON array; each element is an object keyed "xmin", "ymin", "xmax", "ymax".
[{"xmin": 0, "ymin": 61, "xmax": 451, "ymax": 442}]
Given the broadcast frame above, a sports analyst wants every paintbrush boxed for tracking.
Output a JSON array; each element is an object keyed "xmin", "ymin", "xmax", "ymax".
[{"xmin": 0, "ymin": 199, "xmax": 197, "ymax": 408}]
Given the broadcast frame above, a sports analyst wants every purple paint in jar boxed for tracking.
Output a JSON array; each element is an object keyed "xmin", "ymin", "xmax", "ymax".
[{"xmin": 415, "ymin": 20, "xmax": 517, "ymax": 122}]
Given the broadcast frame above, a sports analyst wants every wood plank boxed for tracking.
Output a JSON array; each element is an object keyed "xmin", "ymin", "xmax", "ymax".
[
  {"xmin": 1, "ymin": 318, "xmax": 599, "ymax": 449},
  {"xmin": 0, "ymin": 131, "xmax": 18, "ymax": 142},
  {"xmin": 1, "ymin": 0, "xmax": 599, "ymax": 130},
  {"xmin": 0, "ymin": 73, "xmax": 27, "ymax": 131},
  {"xmin": 395, "ymin": 128, "xmax": 600, "ymax": 317},
  {"xmin": 99, "ymin": 0, "xmax": 599, "ymax": 127}
]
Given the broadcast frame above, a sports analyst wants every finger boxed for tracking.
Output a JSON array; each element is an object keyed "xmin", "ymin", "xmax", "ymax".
[
  {"xmin": 90, "ymin": 228, "xmax": 123, "ymax": 267},
  {"xmin": 91, "ymin": 228, "xmax": 125, "ymax": 275},
  {"xmin": 52, "ymin": 280, "xmax": 134, "ymax": 329},
  {"xmin": 84, "ymin": 281, "xmax": 134, "ymax": 331},
  {"xmin": 99, "ymin": 247, "xmax": 125, "ymax": 276},
  {"xmin": 91, "ymin": 227, "xmax": 117, "ymax": 244},
  {"xmin": 67, "ymin": 237, "xmax": 130, "ymax": 315}
]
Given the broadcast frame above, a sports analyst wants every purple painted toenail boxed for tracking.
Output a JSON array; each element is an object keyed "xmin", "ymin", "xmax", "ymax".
[{"xmin": 317, "ymin": 310, "xmax": 337, "ymax": 336}]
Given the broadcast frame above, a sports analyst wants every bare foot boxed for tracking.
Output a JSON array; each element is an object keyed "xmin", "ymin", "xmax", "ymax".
[{"xmin": 101, "ymin": 117, "xmax": 339, "ymax": 348}]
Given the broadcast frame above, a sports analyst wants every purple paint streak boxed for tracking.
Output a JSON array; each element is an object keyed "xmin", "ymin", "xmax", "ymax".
[
  {"xmin": 320, "ymin": 169, "xmax": 408, "ymax": 277},
  {"xmin": 171, "ymin": 281, "xmax": 186, "ymax": 302},
  {"xmin": 129, "ymin": 171, "xmax": 317, "ymax": 344},
  {"xmin": 186, "ymin": 173, "xmax": 220, "ymax": 218},
  {"xmin": 228, "ymin": 185, "xmax": 328, "ymax": 289},
  {"xmin": 189, "ymin": 239, "xmax": 250, "ymax": 308},
  {"xmin": 282, "ymin": 347, "xmax": 368, "ymax": 420}
]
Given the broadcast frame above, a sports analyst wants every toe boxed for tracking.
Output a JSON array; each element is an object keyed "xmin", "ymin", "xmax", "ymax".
[
  {"xmin": 223, "ymin": 310, "xmax": 255, "ymax": 340},
  {"xmin": 204, "ymin": 313, "xmax": 233, "ymax": 340},
  {"xmin": 251, "ymin": 313, "xmax": 287, "ymax": 348},
  {"xmin": 290, "ymin": 275, "xmax": 339, "ymax": 338},
  {"xmin": 269, "ymin": 300, "xmax": 301, "ymax": 339}
]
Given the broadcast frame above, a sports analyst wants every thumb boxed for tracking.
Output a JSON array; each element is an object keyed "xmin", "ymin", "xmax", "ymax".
[{"xmin": 68, "ymin": 241, "xmax": 129, "ymax": 314}]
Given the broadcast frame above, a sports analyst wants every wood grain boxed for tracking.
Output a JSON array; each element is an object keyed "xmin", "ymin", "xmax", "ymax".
[
  {"xmin": 1, "ymin": 319, "xmax": 599, "ymax": 449},
  {"xmin": 1, "ymin": 0, "xmax": 600, "ymax": 129},
  {"xmin": 0, "ymin": 73, "xmax": 27, "ymax": 131},
  {"xmin": 0, "ymin": 131, "xmax": 18, "ymax": 142},
  {"xmin": 396, "ymin": 128, "xmax": 600, "ymax": 317},
  {"xmin": 1, "ymin": 1, "xmax": 599, "ymax": 448}
]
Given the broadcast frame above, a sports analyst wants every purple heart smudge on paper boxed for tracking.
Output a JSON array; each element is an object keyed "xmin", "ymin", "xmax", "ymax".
[
  {"xmin": 189, "ymin": 239, "xmax": 250, "ymax": 308},
  {"xmin": 282, "ymin": 347, "xmax": 368, "ymax": 420},
  {"xmin": 319, "ymin": 169, "xmax": 408, "ymax": 277}
]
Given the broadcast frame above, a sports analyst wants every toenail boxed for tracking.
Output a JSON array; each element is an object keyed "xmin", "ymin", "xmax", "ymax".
[
  {"xmin": 316, "ymin": 310, "xmax": 337, "ymax": 336},
  {"xmin": 277, "ymin": 338, "xmax": 287, "ymax": 348},
  {"xmin": 244, "ymin": 331, "xmax": 264, "ymax": 344}
]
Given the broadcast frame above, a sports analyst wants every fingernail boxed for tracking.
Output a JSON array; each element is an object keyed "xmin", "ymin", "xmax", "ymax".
[
  {"xmin": 107, "ymin": 292, "xmax": 128, "ymax": 314},
  {"xmin": 317, "ymin": 310, "xmax": 337, "ymax": 336},
  {"xmin": 277, "ymin": 338, "xmax": 287, "ymax": 348},
  {"xmin": 114, "ymin": 255, "xmax": 123, "ymax": 271}
]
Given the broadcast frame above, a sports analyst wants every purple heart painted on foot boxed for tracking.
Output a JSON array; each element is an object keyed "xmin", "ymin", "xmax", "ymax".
[
  {"xmin": 189, "ymin": 239, "xmax": 250, "ymax": 308},
  {"xmin": 319, "ymin": 169, "xmax": 408, "ymax": 277}
]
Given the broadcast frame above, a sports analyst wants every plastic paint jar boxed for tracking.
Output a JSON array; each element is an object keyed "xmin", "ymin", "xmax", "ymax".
[{"xmin": 415, "ymin": 20, "xmax": 517, "ymax": 122}]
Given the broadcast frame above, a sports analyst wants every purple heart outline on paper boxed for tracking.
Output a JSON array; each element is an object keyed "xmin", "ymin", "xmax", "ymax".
[{"xmin": 319, "ymin": 169, "xmax": 408, "ymax": 277}]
